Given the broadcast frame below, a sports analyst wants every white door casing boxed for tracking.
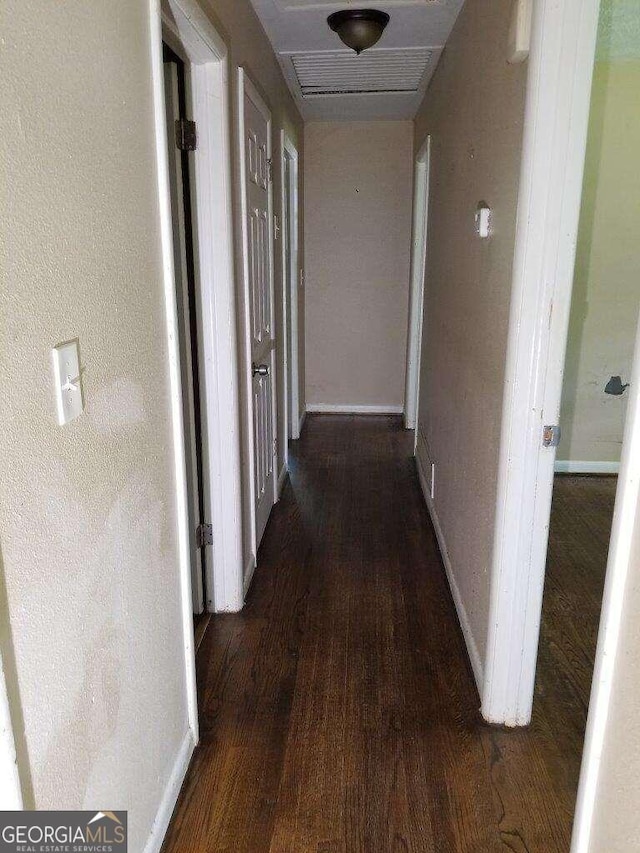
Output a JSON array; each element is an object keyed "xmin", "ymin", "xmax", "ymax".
[
  {"xmin": 404, "ymin": 136, "xmax": 431, "ymax": 436},
  {"xmin": 163, "ymin": 58, "xmax": 206, "ymax": 614},
  {"xmin": 281, "ymin": 131, "xmax": 300, "ymax": 445},
  {"xmin": 238, "ymin": 69, "xmax": 278, "ymax": 564}
]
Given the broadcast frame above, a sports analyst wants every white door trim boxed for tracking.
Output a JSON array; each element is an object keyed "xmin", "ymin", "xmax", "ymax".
[
  {"xmin": 151, "ymin": 0, "xmax": 245, "ymax": 741},
  {"xmin": 404, "ymin": 136, "xmax": 431, "ymax": 436},
  {"xmin": 160, "ymin": 0, "xmax": 244, "ymax": 617},
  {"xmin": 482, "ymin": 0, "xmax": 601, "ymax": 727},
  {"xmin": 0, "ymin": 649, "xmax": 22, "ymax": 809},
  {"xmin": 281, "ymin": 131, "xmax": 301, "ymax": 446},
  {"xmin": 238, "ymin": 68, "xmax": 278, "ymax": 565},
  {"xmin": 571, "ymin": 312, "xmax": 640, "ymax": 851}
]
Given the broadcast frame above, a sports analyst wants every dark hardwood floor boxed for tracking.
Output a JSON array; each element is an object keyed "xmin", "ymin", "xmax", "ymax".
[{"xmin": 162, "ymin": 416, "xmax": 615, "ymax": 852}]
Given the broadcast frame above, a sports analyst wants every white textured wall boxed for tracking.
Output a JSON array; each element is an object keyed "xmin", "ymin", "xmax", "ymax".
[
  {"xmin": 413, "ymin": 0, "xmax": 527, "ymax": 670},
  {"xmin": 1, "ymin": 2, "xmax": 188, "ymax": 848},
  {"xmin": 304, "ymin": 121, "xmax": 413, "ymax": 409}
]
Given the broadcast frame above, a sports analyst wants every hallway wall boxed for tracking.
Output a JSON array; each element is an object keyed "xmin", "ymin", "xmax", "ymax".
[
  {"xmin": 304, "ymin": 121, "xmax": 413, "ymax": 411},
  {"xmin": 413, "ymin": 0, "xmax": 527, "ymax": 680},
  {"xmin": 0, "ymin": 0, "xmax": 302, "ymax": 848}
]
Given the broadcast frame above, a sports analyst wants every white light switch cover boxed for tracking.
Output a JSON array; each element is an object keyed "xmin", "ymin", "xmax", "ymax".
[{"xmin": 52, "ymin": 339, "xmax": 84, "ymax": 425}]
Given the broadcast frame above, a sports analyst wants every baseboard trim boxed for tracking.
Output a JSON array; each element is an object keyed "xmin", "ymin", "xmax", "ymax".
[
  {"xmin": 555, "ymin": 460, "xmax": 620, "ymax": 475},
  {"xmin": 415, "ymin": 452, "xmax": 484, "ymax": 694},
  {"xmin": 306, "ymin": 404, "xmax": 404, "ymax": 415},
  {"xmin": 277, "ymin": 463, "xmax": 288, "ymax": 498},
  {"xmin": 144, "ymin": 729, "xmax": 196, "ymax": 853},
  {"xmin": 298, "ymin": 410, "xmax": 306, "ymax": 437},
  {"xmin": 243, "ymin": 554, "xmax": 256, "ymax": 599}
]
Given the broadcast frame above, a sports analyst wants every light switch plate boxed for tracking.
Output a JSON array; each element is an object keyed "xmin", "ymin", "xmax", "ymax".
[{"xmin": 52, "ymin": 339, "xmax": 84, "ymax": 425}]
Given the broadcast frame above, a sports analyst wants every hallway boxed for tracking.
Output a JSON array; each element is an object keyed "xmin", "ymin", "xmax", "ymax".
[{"xmin": 163, "ymin": 416, "xmax": 582, "ymax": 852}]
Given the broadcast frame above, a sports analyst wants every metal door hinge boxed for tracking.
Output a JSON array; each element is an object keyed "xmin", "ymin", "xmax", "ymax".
[
  {"xmin": 542, "ymin": 425, "xmax": 562, "ymax": 448},
  {"xmin": 196, "ymin": 523, "xmax": 213, "ymax": 548},
  {"xmin": 273, "ymin": 437, "xmax": 278, "ymax": 457},
  {"xmin": 267, "ymin": 157, "xmax": 273, "ymax": 183},
  {"xmin": 176, "ymin": 118, "xmax": 197, "ymax": 151}
]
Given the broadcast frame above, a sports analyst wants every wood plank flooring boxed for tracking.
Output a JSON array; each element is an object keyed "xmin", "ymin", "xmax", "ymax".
[{"xmin": 162, "ymin": 416, "xmax": 615, "ymax": 853}]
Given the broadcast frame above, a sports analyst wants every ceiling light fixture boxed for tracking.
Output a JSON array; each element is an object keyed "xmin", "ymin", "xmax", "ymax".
[{"xmin": 327, "ymin": 9, "xmax": 391, "ymax": 55}]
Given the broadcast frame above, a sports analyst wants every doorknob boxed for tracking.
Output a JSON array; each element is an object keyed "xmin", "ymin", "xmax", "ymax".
[{"xmin": 252, "ymin": 363, "xmax": 270, "ymax": 377}]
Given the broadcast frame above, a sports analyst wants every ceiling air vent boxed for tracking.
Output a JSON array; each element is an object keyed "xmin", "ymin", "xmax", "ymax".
[{"xmin": 290, "ymin": 47, "xmax": 433, "ymax": 97}]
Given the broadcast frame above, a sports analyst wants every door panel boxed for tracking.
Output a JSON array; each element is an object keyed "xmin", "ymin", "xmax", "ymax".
[{"xmin": 243, "ymin": 83, "xmax": 276, "ymax": 551}]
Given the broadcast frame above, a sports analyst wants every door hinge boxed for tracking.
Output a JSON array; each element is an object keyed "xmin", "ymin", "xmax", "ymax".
[
  {"xmin": 273, "ymin": 436, "xmax": 278, "ymax": 457},
  {"xmin": 542, "ymin": 425, "xmax": 562, "ymax": 448},
  {"xmin": 267, "ymin": 157, "xmax": 273, "ymax": 183},
  {"xmin": 196, "ymin": 523, "xmax": 213, "ymax": 548},
  {"xmin": 175, "ymin": 118, "xmax": 197, "ymax": 151}
]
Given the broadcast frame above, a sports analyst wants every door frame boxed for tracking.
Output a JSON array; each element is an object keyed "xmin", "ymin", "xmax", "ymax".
[
  {"xmin": 237, "ymin": 68, "xmax": 278, "ymax": 577},
  {"xmin": 151, "ymin": 0, "xmax": 244, "ymax": 735},
  {"xmin": 571, "ymin": 313, "xmax": 640, "ymax": 850},
  {"xmin": 404, "ymin": 135, "xmax": 431, "ymax": 437},
  {"xmin": 482, "ymin": 0, "xmax": 602, "ymax": 727},
  {"xmin": 280, "ymin": 130, "xmax": 300, "ymax": 449}
]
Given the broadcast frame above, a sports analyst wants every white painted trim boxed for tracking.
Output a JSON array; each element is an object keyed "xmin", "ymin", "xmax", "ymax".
[
  {"xmin": 482, "ymin": 0, "xmax": 602, "ymax": 727},
  {"xmin": 243, "ymin": 555, "xmax": 257, "ymax": 599},
  {"xmin": 280, "ymin": 131, "xmax": 301, "ymax": 444},
  {"xmin": 404, "ymin": 136, "xmax": 430, "ymax": 433},
  {"xmin": 150, "ymin": 0, "xmax": 199, "ymax": 743},
  {"xmin": 143, "ymin": 729, "xmax": 196, "ymax": 853},
  {"xmin": 571, "ymin": 314, "xmax": 640, "ymax": 853},
  {"xmin": 555, "ymin": 460, "xmax": 620, "ymax": 475},
  {"xmin": 306, "ymin": 404, "xmax": 404, "ymax": 415},
  {"xmin": 161, "ymin": 2, "xmax": 244, "ymax": 612},
  {"xmin": 0, "ymin": 651, "xmax": 22, "ymax": 809},
  {"xmin": 277, "ymin": 463, "xmax": 288, "ymax": 498},
  {"xmin": 415, "ymin": 447, "xmax": 483, "ymax": 692},
  {"xmin": 298, "ymin": 410, "xmax": 307, "ymax": 436},
  {"xmin": 237, "ymin": 68, "xmax": 278, "ymax": 568}
]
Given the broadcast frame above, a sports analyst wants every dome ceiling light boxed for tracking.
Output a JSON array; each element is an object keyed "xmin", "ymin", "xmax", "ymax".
[{"xmin": 327, "ymin": 10, "xmax": 391, "ymax": 55}]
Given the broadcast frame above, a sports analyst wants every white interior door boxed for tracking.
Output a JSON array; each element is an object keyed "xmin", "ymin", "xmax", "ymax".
[
  {"xmin": 163, "ymin": 54, "xmax": 205, "ymax": 613},
  {"xmin": 241, "ymin": 73, "xmax": 277, "ymax": 552}
]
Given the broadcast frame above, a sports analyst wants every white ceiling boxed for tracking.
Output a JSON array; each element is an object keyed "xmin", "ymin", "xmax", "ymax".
[{"xmin": 249, "ymin": 0, "xmax": 465, "ymax": 120}]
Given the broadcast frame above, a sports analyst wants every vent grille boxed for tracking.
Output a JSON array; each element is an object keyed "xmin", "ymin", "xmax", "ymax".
[{"xmin": 290, "ymin": 48, "xmax": 433, "ymax": 97}]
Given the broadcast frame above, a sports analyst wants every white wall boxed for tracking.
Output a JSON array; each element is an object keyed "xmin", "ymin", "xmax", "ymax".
[
  {"xmin": 1, "ymin": 2, "xmax": 189, "ymax": 847},
  {"xmin": 558, "ymin": 2, "xmax": 640, "ymax": 468},
  {"xmin": 413, "ymin": 0, "xmax": 527, "ymax": 677},
  {"xmin": 304, "ymin": 121, "xmax": 413, "ymax": 411}
]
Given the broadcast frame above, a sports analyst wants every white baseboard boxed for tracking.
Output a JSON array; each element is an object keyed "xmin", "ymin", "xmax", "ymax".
[
  {"xmin": 415, "ymin": 452, "xmax": 484, "ymax": 694},
  {"xmin": 306, "ymin": 404, "xmax": 404, "ymax": 415},
  {"xmin": 243, "ymin": 554, "xmax": 256, "ymax": 599},
  {"xmin": 277, "ymin": 463, "xmax": 288, "ymax": 498},
  {"xmin": 298, "ymin": 410, "xmax": 306, "ymax": 437},
  {"xmin": 144, "ymin": 729, "xmax": 196, "ymax": 853},
  {"xmin": 555, "ymin": 460, "xmax": 620, "ymax": 475}
]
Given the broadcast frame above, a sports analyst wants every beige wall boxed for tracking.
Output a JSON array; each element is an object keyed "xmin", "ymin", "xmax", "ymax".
[
  {"xmin": 413, "ymin": 0, "xmax": 527, "ymax": 668},
  {"xmin": 559, "ymin": 59, "xmax": 640, "ymax": 465},
  {"xmin": 304, "ymin": 121, "xmax": 413, "ymax": 409},
  {"xmin": 1, "ymin": 0, "xmax": 301, "ymax": 847}
]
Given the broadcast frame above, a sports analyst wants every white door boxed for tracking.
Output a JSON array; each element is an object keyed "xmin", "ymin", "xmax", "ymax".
[
  {"xmin": 163, "ymin": 51, "xmax": 206, "ymax": 613},
  {"xmin": 240, "ymin": 71, "xmax": 277, "ymax": 552}
]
